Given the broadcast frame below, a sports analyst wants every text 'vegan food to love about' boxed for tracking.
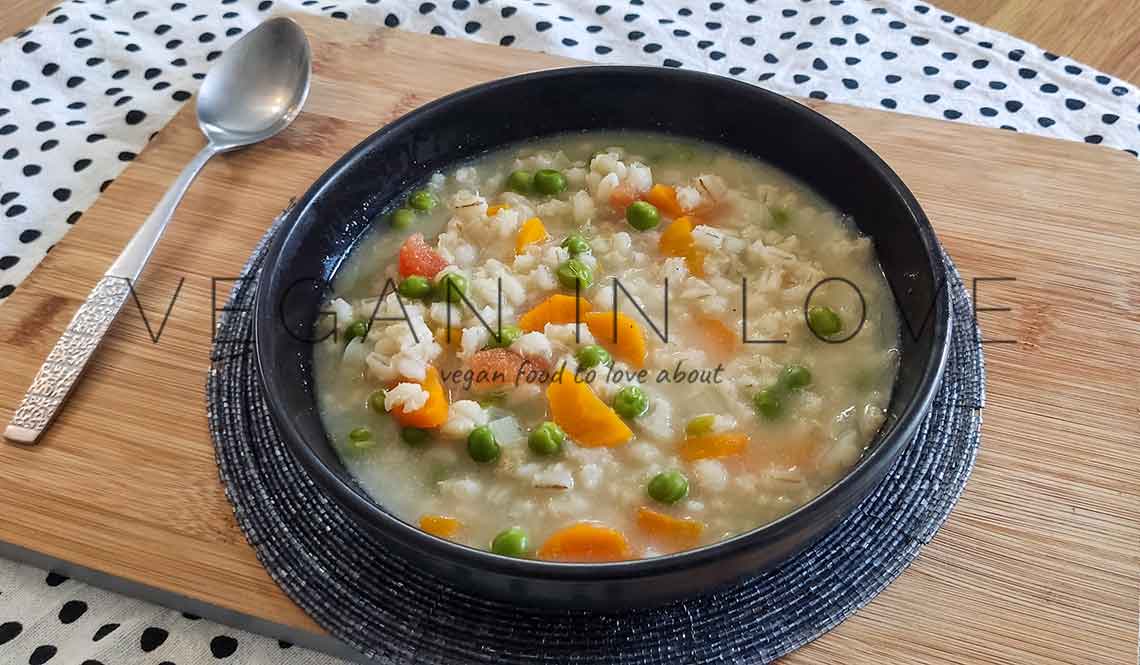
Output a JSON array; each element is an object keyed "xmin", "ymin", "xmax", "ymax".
[{"xmin": 313, "ymin": 132, "xmax": 901, "ymax": 561}]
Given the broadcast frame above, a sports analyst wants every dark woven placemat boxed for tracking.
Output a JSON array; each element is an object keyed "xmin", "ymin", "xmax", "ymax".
[{"xmin": 207, "ymin": 217, "xmax": 983, "ymax": 664}]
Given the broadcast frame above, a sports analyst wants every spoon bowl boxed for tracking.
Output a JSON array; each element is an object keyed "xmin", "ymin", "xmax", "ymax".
[{"xmin": 197, "ymin": 17, "xmax": 312, "ymax": 150}]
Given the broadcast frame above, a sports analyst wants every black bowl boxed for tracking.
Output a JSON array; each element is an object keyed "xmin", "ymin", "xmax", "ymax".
[{"xmin": 254, "ymin": 66, "xmax": 951, "ymax": 610}]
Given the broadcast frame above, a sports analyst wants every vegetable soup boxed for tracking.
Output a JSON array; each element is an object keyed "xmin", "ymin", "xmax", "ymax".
[{"xmin": 313, "ymin": 132, "xmax": 900, "ymax": 561}]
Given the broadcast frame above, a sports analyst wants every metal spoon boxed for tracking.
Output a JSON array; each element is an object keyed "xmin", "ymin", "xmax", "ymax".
[{"xmin": 4, "ymin": 17, "xmax": 312, "ymax": 444}]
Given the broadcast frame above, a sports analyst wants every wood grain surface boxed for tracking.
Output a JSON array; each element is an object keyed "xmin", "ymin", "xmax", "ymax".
[
  {"xmin": 0, "ymin": 16, "xmax": 1137, "ymax": 664},
  {"xmin": 0, "ymin": 1, "xmax": 1137, "ymax": 84}
]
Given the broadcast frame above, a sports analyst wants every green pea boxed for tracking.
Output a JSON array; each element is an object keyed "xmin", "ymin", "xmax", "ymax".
[
  {"xmin": 389, "ymin": 207, "xmax": 417, "ymax": 230},
  {"xmin": 507, "ymin": 169, "xmax": 533, "ymax": 194},
  {"xmin": 576, "ymin": 344, "xmax": 611, "ymax": 369},
  {"xmin": 408, "ymin": 189, "xmax": 437, "ymax": 212},
  {"xmin": 467, "ymin": 425, "xmax": 500, "ymax": 463},
  {"xmin": 753, "ymin": 388, "xmax": 782, "ymax": 420},
  {"xmin": 344, "ymin": 320, "xmax": 369, "ymax": 344},
  {"xmin": 556, "ymin": 258, "xmax": 593, "ymax": 290},
  {"xmin": 398, "ymin": 275, "xmax": 432, "ymax": 300},
  {"xmin": 561, "ymin": 234, "xmax": 591, "ymax": 256},
  {"xmin": 367, "ymin": 390, "xmax": 386, "ymax": 414},
  {"xmin": 778, "ymin": 364, "xmax": 812, "ymax": 391},
  {"xmin": 769, "ymin": 205, "xmax": 791, "ymax": 227},
  {"xmin": 401, "ymin": 427, "xmax": 431, "ymax": 446},
  {"xmin": 625, "ymin": 200, "xmax": 661, "ymax": 231},
  {"xmin": 347, "ymin": 427, "xmax": 375, "ymax": 452},
  {"xmin": 533, "ymin": 169, "xmax": 567, "ymax": 196},
  {"xmin": 647, "ymin": 470, "xmax": 689, "ymax": 504},
  {"xmin": 491, "ymin": 526, "xmax": 528, "ymax": 557},
  {"xmin": 613, "ymin": 385, "xmax": 649, "ymax": 419},
  {"xmin": 685, "ymin": 414, "xmax": 716, "ymax": 436},
  {"xmin": 487, "ymin": 324, "xmax": 523, "ymax": 348},
  {"xmin": 808, "ymin": 306, "xmax": 843, "ymax": 338},
  {"xmin": 433, "ymin": 273, "xmax": 469, "ymax": 303},
  {"xmin": 528, "ymin": 421, "xmax": 565, "ymax": 456}
]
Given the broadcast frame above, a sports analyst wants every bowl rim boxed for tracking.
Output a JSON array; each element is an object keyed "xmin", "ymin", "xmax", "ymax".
[{"xmin": 254, "ymin": 65, "xmax": 953, "ymax": 582}]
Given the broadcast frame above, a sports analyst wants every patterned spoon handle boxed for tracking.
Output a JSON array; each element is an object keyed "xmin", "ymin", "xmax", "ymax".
[
  {"xmin": 4, "ymin": 145, "xmax": 216, "ymax": 445},
  {"xmin": 4, "ymin": 275, "xmax": 133, "ymax": 443}
]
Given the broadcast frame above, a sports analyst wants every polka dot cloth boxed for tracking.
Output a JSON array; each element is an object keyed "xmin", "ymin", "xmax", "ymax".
[
  {"xmin": 0, "ymin": 0, "xmax": 1133, "ymax": 661},
  {"xmin": 0, "ymin": 561, "xmax": 341, "ymax": 664},
  {"xmin": 0, "ymin": 0, "xmax": 1136, "ymax": 305}
]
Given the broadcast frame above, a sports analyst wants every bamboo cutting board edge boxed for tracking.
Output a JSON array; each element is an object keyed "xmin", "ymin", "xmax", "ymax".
[
  {"xmin": 0, "ymin": 15, "xmax": 1136, "ymax": 664},
  {"xmin": 0, "ymin": 539, "xmax": 364, "ymax": 661}
]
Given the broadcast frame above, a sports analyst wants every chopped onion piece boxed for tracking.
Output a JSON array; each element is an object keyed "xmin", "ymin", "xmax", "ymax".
[{"xmin": 488, "ymin": 416, "xmax": 525, "ymax": 447}]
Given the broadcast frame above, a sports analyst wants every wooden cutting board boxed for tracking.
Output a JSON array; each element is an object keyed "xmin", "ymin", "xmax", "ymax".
[{"xmin": 0, "ymin": 14, "xmax": 1136, "ymax": 664}]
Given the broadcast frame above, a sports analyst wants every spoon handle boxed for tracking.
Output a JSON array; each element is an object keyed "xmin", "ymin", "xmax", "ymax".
[
  {"xmin": 4, "ymin": 144, "xmax": 217, "ymax": 444},
  {"xmin": 108, "ymin": 145, "xmax": 217, "ymax": 280}
]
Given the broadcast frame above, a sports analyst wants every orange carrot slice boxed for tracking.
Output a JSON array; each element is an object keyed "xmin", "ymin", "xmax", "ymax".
[
  {"xmin": 696, "ymin": 315, "xmax": 737, "ymax": 360},
  {"xmin": 645, "ymin": 184, "xmax": 684, "ymax": 217},
  {"xmin": 389, "ymin": 366, "xmax": 449, "ymax": 428},
  {"xmin": 583, "ymin": 311, "xmax": 648, "ymax": 368},
  {"xmin": 538, "ymin": 522, "xmax": 633, "ymax": 562},
  {"xmin": 546, "ymin": 372, "xmax": 632, "ymax": 447},
  {"xmin": 515, "ymin": 216, "xmax": 549, "ymax": 254},
  {"xmin": 518, "ymin": 294, "xmax": 592, "ymax": 332},
  {"xmin": 679, "ymin": 431, "xmax": 750, "ymax": 461},
  {"xmin": 658, "ymin": 215, "xmax": 694, "ymax": 256},
  {"xmin": 685, "ymin": 248, "xmax": 706, "ymax": 278},
  {"xmin": 658, "ymin": 216, "xmax": 705, "ymax": 277},
  {"xmin": 420, "ymin": 515, "xmax": 462, "ymax": 539},
  {"xmin": 487, "ymin": 203, "xmax": 510, "ymax": 216},
  {"xmin": 636, "ymin": 507, "xmax": 704, "ymax": 550}
]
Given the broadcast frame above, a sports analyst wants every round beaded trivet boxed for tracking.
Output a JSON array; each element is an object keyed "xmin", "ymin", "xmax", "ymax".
[{"xmin": 207, "ymin": 218, "xmax": 983, "ymax": 664}]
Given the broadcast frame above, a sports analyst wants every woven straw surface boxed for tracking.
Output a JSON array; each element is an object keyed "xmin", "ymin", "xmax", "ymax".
[{"xmin": 207, "ymin": 220, "xmax": 983, "ymax": 664}]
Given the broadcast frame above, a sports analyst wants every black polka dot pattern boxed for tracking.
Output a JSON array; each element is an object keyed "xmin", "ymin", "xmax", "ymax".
[
  {"xmin": 0, "ymin": 1, "xmax": 1132, "ymax": 303},
  {"xmin": 0, "ymin": 559, "xmax": 347, "ymax": 661},
  {"xmin": 0, "ymin": 1, "xmax": 1137, "ymax": 660}
]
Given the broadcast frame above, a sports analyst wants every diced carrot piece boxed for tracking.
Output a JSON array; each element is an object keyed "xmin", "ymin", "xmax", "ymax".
[
  {"xmin": 487, "ymin": 203, "xmax": 510, "ymax": 216},
  {"xmin": 658, "ymin": 216, "xmax": 706, "ymax": 278},
  {"xmin": 434, "ymin": 326, "xmax": 462, "ymax": 346},
  {"xmin": 696, "ymin": 314, "xmax": 736, "ymax": 360},
  {"xmin": 518, "ymin": 294, "xmax": 592, "ymax": 332},
  {"xmin": 420, "ymin": 515, "xmax": 462, "ymax": 539},
  {"xmin": 538, "ymin": 522, "xmax": 633, "ymax": 562},
  {"xmin": 398, "ymin": 233, "xmax": 450, "ymax": 279},
  {"xmin": 685, "ymin": 248, "xmax": 706, "ymax": 278},
  {"xmin": 636, "ymin": 507, "xmax": 704, "ymax": 550},
  {"xmin": 515, "ymin": 216, "xmax": 549, "ymax": 254},
  {"xmin": 389, "ymin": 366, "xmax": 449, "ymax": 428},
  {"xmin": 466, "ymin": 348, "xmax": 547, "ymax": 392},
  {"xmin": 645, "ymin": 184, "xmax": 684, "ymax": 218},
  {"xmin": 609, "ymin": 182, "xmax": 640, "ymax": 209},
  {"xmin": 679, "ymin": 431, "xmax": 750, "ymax": 461},
  {"xmin": 658, "ymin": 216, "xmax": 695, "ymax": 257},
  {"xmin": 583, "ymin": 311, "xmax": 648, "ymax": 368},
  {"xmin": 546, "ymin": 372, "xmax": 632, "ymax": 447}
]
